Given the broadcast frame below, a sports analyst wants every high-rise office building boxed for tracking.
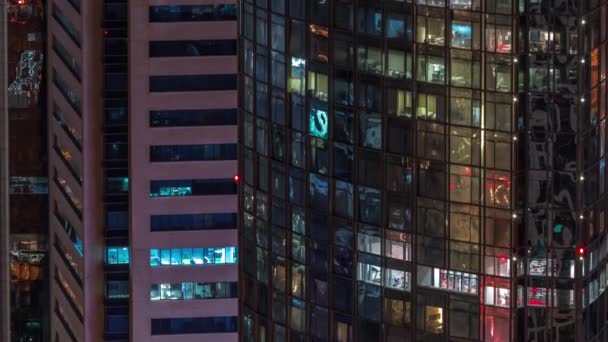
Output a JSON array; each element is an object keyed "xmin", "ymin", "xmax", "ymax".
[
  {"xmin": 48, "ymin": 1, "xmax": 238, "ymax": 341},
  {"xmin": 238, "ymin": 0, "xmax": 608, "ymax": 341}
]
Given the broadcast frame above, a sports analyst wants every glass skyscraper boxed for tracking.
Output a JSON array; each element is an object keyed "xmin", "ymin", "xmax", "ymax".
[{"xmin": 239, "ymin": 0, "xmax": 608, "ymax": 341}]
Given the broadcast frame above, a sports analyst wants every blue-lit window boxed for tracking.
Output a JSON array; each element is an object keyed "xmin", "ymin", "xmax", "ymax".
[
  {"xmin": 150, "ymin": 144, "xmax": 237, "ymax": 162},
  {"xmin": 106, "ymin": 247, "xmax": 130, "ymax": 264},
  {"xmin": 150, "ymin": 247, "xmax": 238, "ymax": 266},
  {"xmin": 149, "ymin": 179, "xmax": 236, "ymax": 197},
  {"xmin": 149, "ymin": 5, "xmax": 237, "ymax": 22},
  {"xmin": 150, "ymin": 281, "xmax": 237, "ymax": 301}
]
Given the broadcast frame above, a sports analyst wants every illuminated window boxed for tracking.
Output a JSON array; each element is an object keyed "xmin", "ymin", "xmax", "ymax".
[
  {"xmin": 106, "ymin": 247, "xmax": 129, "ymax": 264},
  {"xmin": 149, "ymin": 247, "xmax": 238, "ymax": 266},
  {"xmin": 424, "ymin": 305, "xmax": 444, "ymax": 333},
  {"xmin": 417, "ymin": 55, "xmax": 445, "ymax": 84},
  {"xmin": 150, "ymin": 282, "xmax": 237, "ymax": 301}
]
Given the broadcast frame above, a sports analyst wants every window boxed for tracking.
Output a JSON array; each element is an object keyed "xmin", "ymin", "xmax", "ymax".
[
  {"xmin": 385, "ymin": 230, "xmax": 412, "ymax": 261},
  {"xmin": 417, "ymin": 55, "xmax": 445, "ymax": 84},
  {"xmin": 150, "ymin": 109, "xmax": 237, "ymax": 127},
  {"xmin": 53, "ymin": 69, "xmax": 81, "ymax": 114},
  {"xmin": 450, "ymin": 300, "xmax": 479, "ymax": 339},
  {"xmin": 55, "ymin": 210, "xmax": 83, "ymax": 255},
  {"xmin": 55, "ymin": 173, "xmax": 82, "ymax": 215},
  {"xmin": 416, "ymin": 16, "xmax": 444, "ymax": 45},
  {"xmin": 149, "ymin": 5, "xmax": 237, "ymax": 22},
  {"xmin": 52, "ymin": 4, "xmax": 80, "ymax": 45},
  {"xmin": 150, "ymin": 282, "xmax": 237, "ymax": 301},
  {"xmin": 149, "ymin": 40, "xmax": 236, "ymax": 57},
  {"xmin": 107, "ymin": 280, "xmax": 129, "ymax": 299},
  {"xmin": 422, "ymin": 305, "xmax": 444, "ymax": 333},
  {"xmin": 484, "ymin": 279, "xmax": 510, "ymax": 308},
  {"xmin": 450, "ymin": 0, "xmax": 480, "ymax": 10},
  {"xmin": 149, "ymin": 179, "xmax": 236, "ymax": 197},
  {"xmin": 357, "ymin": 7, "xmax": 382, "ymax": 36},
  {"xmin": 357, "ymin": 46, "xmax": 383, "ymax": 75},
  {"xmin": 151, "ymin": 316, "xmax": 237, "ymax": 335},
  {"xmin": 150, "ymin": 144, "xmax": 237, "ymax": 162},
  {"xmin": 149, "ymin": 75, "xmax": 236, "ymax": 92},
  {"xmin": 149, "ymin": 247, "xmax": 238, "ymax": 266},
  {"xmin": 54, "ymin": 236, "xmax": 82, "ymax": 283},
  {"xmin": 53, "ymin": 106, "xmax": 82, "ymax": 147},
  {"xmin": 417, "ymin": 93, "xmax": 445, "ymax": 122},
  {"xmin": 386, "ymin": 49, "xmax": 412, "ymax": 79},
  {"xmin": 386, "ymin": 269, "xmax": 411, "ymax": 291},
  {"xmin": 53, "ymin": 36, "xmax": 81, "ymax": 79},
  {"xmin": 485, "ymin": 23, "xmax": 512, "ymax": 53},
  {"xmin": 151, "ymin": 213, "xmax": 236, "ymax": 231},
  {"xmin": 106, "ymin": 247, "xmax": 129, "ymax": 264},
  {"xmin": 451, "ymin": 21, "xmax": 479, "ymax": 50},
  {"xmin": 417, "ymin": 265, "xmax": 479, "ymax": 295}
]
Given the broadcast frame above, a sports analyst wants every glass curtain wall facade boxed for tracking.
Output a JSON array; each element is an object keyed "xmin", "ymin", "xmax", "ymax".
[{"xmin": 239, "ymin": 0, "xmax": 608, "ymax": 341}]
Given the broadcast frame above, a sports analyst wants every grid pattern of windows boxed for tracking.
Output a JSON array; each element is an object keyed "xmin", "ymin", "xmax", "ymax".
[{"xmin": 238, "ymin": 0, "xmax": 608, "ymax": 341}]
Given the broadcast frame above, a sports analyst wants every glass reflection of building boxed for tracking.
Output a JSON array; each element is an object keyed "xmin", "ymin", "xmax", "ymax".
[{"xmin": 239, "ymin": 0, "xmax": 606, "ymax": 341}]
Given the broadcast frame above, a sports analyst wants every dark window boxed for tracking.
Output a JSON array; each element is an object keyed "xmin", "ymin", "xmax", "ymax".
[
  {"xmin": 151, "ymin": 213, "xmax": 237, "ymax": 231},
  {"xmin": 149, "ymin": 40, "xmax": 236, "ymax": 57},
  {"xmin": 150, "ymin": 144, "xmax": 237, "ymax": 162},
  {"xmin": 149, "ymin": 5, "xmax": 237, "ymax": 22},
  {"xmin": 149, "ymin": 179, "xmax": 237, "ymax": 197},
  {"xmin": 150, "ymin": 109, "xmax": 237, "ymax": 127},
  {"xmin": 106, "ymin": 315, "xmax": 129, "ymax": 333},
  {"xmin": 151, "ymin": 316, "xmax": 238, "ymax": 335},
  {"xmin": 107, "ymin": 211, "xmax": 128, "ymax": 230},
  {"xmin": 149, "ymin": 75, "xmax": 236, "ymax": 92},
  {"xmin": 104, "ymin": 3, "xmax": 127, "ymax": 21}
]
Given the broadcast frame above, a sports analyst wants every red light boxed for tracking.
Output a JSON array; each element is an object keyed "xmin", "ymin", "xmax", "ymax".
[
  {"xmin": 578, "ymin": 247, "xmax": 585, "ymax": 255},
  {"xmin": 104, "ymin": 30, "xmax": 109, "ymax": 36},
  {"xmin": 234, "ymin": 175, "xmax": 239, "ymax": 182}
]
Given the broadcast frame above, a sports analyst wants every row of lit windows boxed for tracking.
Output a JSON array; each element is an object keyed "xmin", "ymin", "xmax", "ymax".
[
  {"xmin": 150, "ymin": 281, "xmax": 237, "ymax": 301},
  {"xmin": 149, "ymin": 179, "xmax": 236, "ymax": 197},
  {"xmin": 150, "ymin": 247, "xmax": 238, "ymax": 266}
]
